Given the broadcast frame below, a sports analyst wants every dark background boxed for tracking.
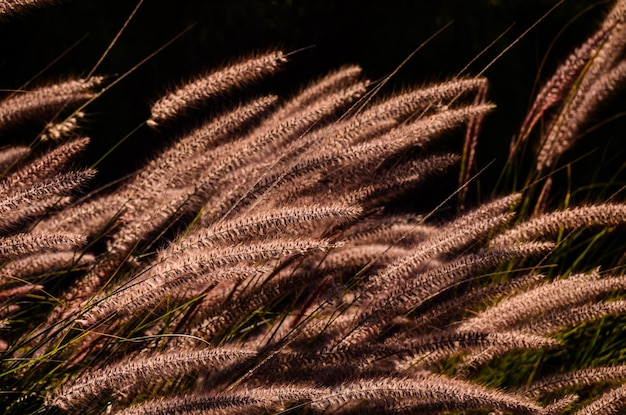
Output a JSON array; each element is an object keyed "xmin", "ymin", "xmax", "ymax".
[{"xmin": 0, "ymin": 0, "xmax": 620, "ymax": 194}]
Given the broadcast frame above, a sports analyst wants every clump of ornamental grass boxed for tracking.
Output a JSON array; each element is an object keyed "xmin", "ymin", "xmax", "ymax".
[{"xmin": 2, "ymin": 1, "xmax": 626, "ymax": 414}]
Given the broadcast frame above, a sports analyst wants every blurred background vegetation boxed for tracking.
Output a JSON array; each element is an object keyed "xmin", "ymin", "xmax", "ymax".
[{"xmin": 0, "ymin": 0, "xmax": 622, "ymax": 201}]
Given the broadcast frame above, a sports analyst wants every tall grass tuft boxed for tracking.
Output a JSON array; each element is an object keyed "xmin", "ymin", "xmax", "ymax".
[{"xmin": 2, "ymin": 1, "xmax": 626, "ymax": 414}]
